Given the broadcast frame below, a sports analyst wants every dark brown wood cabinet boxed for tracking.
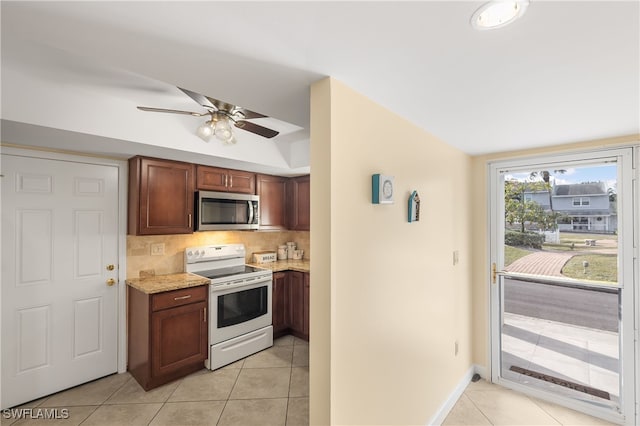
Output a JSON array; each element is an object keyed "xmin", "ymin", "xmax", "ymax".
[
  {"xmin": 256, "ymin": 174, "xmax": 288, "ymax": 230},
  {"xmin": 128, "ymin": 156, "xmax": 195, "ymax": 235},
  {"xmin": 303, "ymin": 273, "xmax": 310, "ymax": 338},
  {"xmin": 272, "ymin": 271, "xmax": 309, "ymax": 341},
  {"xmin": 128, "ymin": 285, "xmax": 208, "ymax": 390},
  {"xmin": 196, "ymin": 165, "xmax": 255, "ymax": 194},
  {"xmin": 272, "ymin": 272, "xmax": 289, "ymax": 335},
  {"xmin": 289, "ymin": 271, "xmax": 305, "ymax": 335},
  {"xmin": 289, "ymin": 175, "xmax": 310, "ymax": 231}
]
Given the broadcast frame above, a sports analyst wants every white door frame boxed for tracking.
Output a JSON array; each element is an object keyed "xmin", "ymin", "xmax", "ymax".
[
  {"xmin": 0, "ymin": 146, "xmax": 128, "ymax": 407},
  {"xmin": 487, "ymin": 146, "xmax": 638, "ymax": 425}
]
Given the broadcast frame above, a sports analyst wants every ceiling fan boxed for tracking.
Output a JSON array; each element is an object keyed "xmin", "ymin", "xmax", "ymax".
[{"xmin": 137, "ymin": 87, "xmax": 279, "ymax": 144}]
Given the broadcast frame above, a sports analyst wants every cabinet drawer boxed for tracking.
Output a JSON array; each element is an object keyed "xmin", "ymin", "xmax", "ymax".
[{"xmin": 151, "ymin": 286, "xmax": 208, "ymax": 312}]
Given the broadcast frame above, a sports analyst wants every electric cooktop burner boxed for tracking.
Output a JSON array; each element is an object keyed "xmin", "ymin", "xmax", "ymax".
[{"xmin": 197, "ymin": 265, "xmax": 268, "ymax": 280}]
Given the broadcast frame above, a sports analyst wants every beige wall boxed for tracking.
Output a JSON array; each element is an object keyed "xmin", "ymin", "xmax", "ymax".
[
  {"xmin": 470, "ymin": 134, "xmax": 639, "ymax": 369},
  {"xmin": 310, "ymin": 78, "xmax": 474, "ymax": 425},
  {"xmin": 126, "ymin": 230, "xmax": 309, "ymax": 278}
]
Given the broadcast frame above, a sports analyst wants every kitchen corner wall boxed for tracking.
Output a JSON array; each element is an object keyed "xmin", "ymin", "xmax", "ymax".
[{"xmin": 126, "ymin": 231, "xmax": 309, "ymax": 278}]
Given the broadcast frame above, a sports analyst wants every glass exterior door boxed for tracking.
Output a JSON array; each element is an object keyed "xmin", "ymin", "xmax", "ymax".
[{"xmin": 489, "ymin": 148, "xmax": 636, "ymax": 424}]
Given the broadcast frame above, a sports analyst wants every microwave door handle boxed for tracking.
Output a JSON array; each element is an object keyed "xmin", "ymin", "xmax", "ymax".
[{"xmin": 248, "ymin": 200, "xmax": 254, "ymax": 224}]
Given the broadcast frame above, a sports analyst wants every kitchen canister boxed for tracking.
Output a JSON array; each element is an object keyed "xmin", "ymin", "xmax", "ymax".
[
  {"xmin": 293, "ymin": 249, "xmax": 304, "ymax": 260},
  {"xmin": 277, "ymin": 245, "xmax": 288, "ymax": 260},
  {"xmin": 286, "ymin": 242, "xmax": 296, "ymax": 259}
]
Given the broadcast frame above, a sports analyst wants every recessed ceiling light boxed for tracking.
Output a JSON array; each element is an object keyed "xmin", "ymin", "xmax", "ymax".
[{"xmin": 471, "ymin": 0, "xmax": 529, "ymax": 30}]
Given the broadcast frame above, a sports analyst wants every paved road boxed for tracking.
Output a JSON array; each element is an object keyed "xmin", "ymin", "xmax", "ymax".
[{"xmin": 504, "ymin": 278, "xmax": 619, "ymax": 332}]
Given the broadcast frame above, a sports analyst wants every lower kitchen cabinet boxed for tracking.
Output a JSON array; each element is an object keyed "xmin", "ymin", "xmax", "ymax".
[
  {"xmin": 128, "ymin": 285, "xmax": 208, "ymax": 390},
  {"xmin": 272, "ymin": 272, "xmax": 289, "ymax": 335},
  {"xmin": 272, "ymin": 271, "xmax": 309, "ymax": 341},
  {"xmin": 303, "ymin": 272, "xmax": 310, "ymax": 337},
  {"xmin": 289, "ymin": 271, "xmax": 305, "ymax": 336}
]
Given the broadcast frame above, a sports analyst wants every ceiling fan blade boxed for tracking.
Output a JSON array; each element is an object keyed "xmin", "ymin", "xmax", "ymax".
[
  {"xmin": 178, "ymin": 87, "xmax": 216, "ymax": 109},
  {"xmin": 234, "ymin": 107, "xmax": 268, "ymax": 120},
  {"xmin": 234, "ymin": 120, "xmax": 279, "ymax": 138},
  {"xmin": 137, "ymin": 106, "xmax": 208, "ymax": 117},
  {"xmin": 200, "ymin": 94, "xmax": 268, "ymax": 120}
]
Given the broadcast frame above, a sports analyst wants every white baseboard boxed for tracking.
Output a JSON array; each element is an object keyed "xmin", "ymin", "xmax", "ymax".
[{"xmin": 426, "ymin": 364, "xmax": 484, "ymax": 426}]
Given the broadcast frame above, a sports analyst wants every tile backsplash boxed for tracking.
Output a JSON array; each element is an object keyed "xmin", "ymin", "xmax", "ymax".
[{"xmin": 127, "ymin": 231, "xmax": 310, "ymax": 278}]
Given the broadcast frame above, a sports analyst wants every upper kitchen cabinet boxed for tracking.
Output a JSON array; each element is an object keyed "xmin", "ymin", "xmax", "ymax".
[
  {"xmin": 196, "ymin": 165, "xmax": 255, "ymax": 194},
  {"xmin": 289, "ymin": 175, "xmax": 310, "ymax": 231},
  {"xmin": 256, "ymin": 174, "xmax": 288, "ymax": 230},
  {"xmin": 128, "ymin": 156, "xmax": 195, "ymax": 235}
]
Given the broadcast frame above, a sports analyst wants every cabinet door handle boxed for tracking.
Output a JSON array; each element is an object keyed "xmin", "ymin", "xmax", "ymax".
[
  {"xmin": 229, "ymin": 175, "xmax": 233, "ymax": 188},
  {"xmin": 203, "ymin": 307, "xmax": 207, "ymax": 322},
  {"xmin": 224, "ymin": 175, "xmax": 228, "ymax": 187},
  {"xmin": 174, "ymin": 295, "xmax": 192, "ymax": 301},
  {"xmin": 188, "ymin": 213, "xmax": 192, "ymax": 228}
]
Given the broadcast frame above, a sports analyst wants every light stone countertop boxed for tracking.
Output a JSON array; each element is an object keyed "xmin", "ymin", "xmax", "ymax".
[
  {"xmin": 246, "ymin": 259, "xmax": 310, "ymax": 273},
  {"xmin": 125, "ymin": 272, "xmax": 210, "ymax": 294}
]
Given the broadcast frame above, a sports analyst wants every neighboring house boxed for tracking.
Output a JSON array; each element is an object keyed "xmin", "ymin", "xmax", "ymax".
[
  {"xmin": 553, "ymin": 182, "xmax": 616, "ymax": 232},
  {"xmin": 523, "ymin": 190, "xmax": 551, "ymax": 210},
  {"xmin": 525, "ymin": 182, "xmax": 616, "ymax": 233}
]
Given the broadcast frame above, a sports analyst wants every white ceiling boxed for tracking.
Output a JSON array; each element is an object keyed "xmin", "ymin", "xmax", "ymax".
[{"xmin": 2, "ymin": 1, "xmax": 638, "ymax": 174}]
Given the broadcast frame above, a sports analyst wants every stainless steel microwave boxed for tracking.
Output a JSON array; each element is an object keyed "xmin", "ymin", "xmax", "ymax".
[{"xmin": 195, "ymin": 191, "xmax": 260, "ymax": 231}]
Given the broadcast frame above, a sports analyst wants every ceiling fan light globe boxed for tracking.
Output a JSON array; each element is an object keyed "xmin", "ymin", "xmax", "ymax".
[
  {"xmin": 196, "ymin": 121, "xmax": 214, "ymax": 142},
  {"xmin": 214, "ymin": 119, "xmax": 235, "ymax": 143}
]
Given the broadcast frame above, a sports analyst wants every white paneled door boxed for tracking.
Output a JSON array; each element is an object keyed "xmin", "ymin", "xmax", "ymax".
[{"xmin": 1, "ymin": 154, "xmax": 119, "ymax": 408}]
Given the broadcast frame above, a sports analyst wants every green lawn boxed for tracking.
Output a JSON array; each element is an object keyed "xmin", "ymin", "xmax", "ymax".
[
  {"xmin": 543, "ymin": 231, "xmax": 617, "ymax": 252},
  {"xmin": 561, "ymin": 254, "xmax": 617, "ymax": 283},
  {"xmin": 559, "ymin": 232, "xmax": 617, "ymax": 244}
]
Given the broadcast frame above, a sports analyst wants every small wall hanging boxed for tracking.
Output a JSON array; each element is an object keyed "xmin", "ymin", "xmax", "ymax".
[
  {"xmin": 408, "ymin": 190, "xmax": 420, "ymax": 222},
  {"xmin": 372, "ymin": 174, "xmax": 394, "ymax": 204}
]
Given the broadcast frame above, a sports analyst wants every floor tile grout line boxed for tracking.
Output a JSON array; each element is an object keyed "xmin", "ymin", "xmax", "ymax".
[
  {"xmin": 284, "ymin": 348, "xmax": 296, "ymax": 426},
  {"xmin": 145, "ymin": 373, "xmax": 184, "ymax": 426},
  {"xmin": 77, "ymin": 405, "xmax": 100, "ymax": 425},
  {"xmin": 216, "ymin": 362, "xmax": 245, "ymax": 425},
  {"xmin": 462, "ymin": 390, "xmax": 496, "ymax": 425},
  {"xmin": 527, "ymin": 396, "xmax": 564, "ymax": 426}
]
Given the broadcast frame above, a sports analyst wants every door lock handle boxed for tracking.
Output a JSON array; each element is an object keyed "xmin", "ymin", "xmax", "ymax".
[
  {"xmin": 106, "ymin": 264, "xmax": 115, "ymax": 271},
  {"xmin": 106, "ymin": 278, "xmax": 116, "ymax": 286}
]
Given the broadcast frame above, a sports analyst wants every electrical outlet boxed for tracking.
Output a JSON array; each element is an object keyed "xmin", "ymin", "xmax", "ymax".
[
  {"xmin": 453, "ymin": 250, "xmax": 459, "ymax": 265},
  {"xmin": 455, "ymin": 341, "xmax": 459, "ymax": 356},
  {"xmin": 150, "ymin": 243, "xmax": 165, "ymax": 256}
]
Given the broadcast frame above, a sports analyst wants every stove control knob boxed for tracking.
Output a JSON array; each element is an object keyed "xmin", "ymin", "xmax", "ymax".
[
  {"xmin": 187, "ymin": 251, "xmax": 193, "ymax": 258},
  {"xmin": 194, "ymin": 250, "xmax": 200, "ymax": 257}
]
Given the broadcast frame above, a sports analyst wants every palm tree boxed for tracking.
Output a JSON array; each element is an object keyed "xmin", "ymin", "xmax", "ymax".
[{"xmin": 529, "ymin": 169, "xmax": 566, "ymax": 219}]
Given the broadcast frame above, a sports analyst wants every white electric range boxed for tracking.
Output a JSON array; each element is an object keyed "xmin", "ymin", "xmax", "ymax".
[{"xmin": 185, "ymin": 244, "xmax": 273, "ymax": 370}]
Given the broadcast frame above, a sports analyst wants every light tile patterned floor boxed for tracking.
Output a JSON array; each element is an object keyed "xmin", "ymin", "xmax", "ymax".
[
  {"xmin": 5, "ymin": 335, "xmax": 617, "ymax": 426},
  {"xmin": 443, "ymin": 379, "xmax": 616, "ymax": 426},
  {"xmin": 2, "ymin": 336, "xmax": 308, "ymax": 426}
]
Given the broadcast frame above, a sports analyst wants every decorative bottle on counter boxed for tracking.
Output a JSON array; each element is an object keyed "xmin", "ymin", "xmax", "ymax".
[
  {"xmin": 286, "ymin": 242, "xmax": 296, "ymax": 259},
  {"xmin": 277, "ymin": 245, "xmax": 288, "ymax": 260}
]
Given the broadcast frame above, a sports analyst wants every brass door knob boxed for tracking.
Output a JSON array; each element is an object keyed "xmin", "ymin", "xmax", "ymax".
[
  {"xmin": 106, "ymin": 278, "xmax": 116, "ymax": 286},
  {"xmin": 106, "ymin": 264, "xmax": 115, "ymax": 271}
]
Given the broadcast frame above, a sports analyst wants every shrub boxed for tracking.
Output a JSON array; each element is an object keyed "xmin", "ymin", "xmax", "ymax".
[{"xmin": 505, "ymin": 230, "xmax": 544, "ymax": 249}]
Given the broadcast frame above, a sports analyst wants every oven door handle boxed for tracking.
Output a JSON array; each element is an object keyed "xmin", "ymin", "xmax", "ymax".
[
  {"xmin": 248, "ymin": 275, "xmax": 272, "ymax": 285},
  {"xmin": 210, "ymin": 275, "xmax": 272, "ymax": 292},
  {"xmin": 247, "ymin": 200, "xmax": 254, "ymax": 224}
]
